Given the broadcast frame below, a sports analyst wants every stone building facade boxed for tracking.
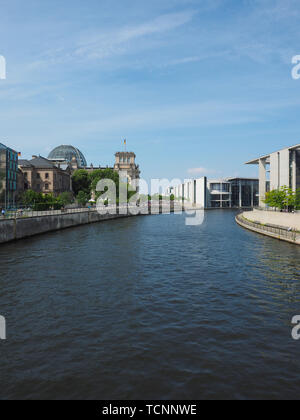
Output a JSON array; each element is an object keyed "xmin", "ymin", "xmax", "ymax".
[
  {"xmin": 47, "ymin": 146, "xmax": 141, "ymax": 188},
  {"xmin": 18, "ymin": 156, "xmax": 72, "ymax": 196},
  {"xmin": 114, "ymin": 152, "xmax": 140, "ymax": 186}
]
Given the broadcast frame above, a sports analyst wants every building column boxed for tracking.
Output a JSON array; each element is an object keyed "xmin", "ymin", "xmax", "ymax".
[
  {"xmin": 291, "ymin": 150, "xmax": 297, "ymax": 192},
  {"xmin": 239, "ymin": 180, "xmax": 242, "ymax": 208},
  {"xmin": 251, "ymin": 182, "xmax": 254, "ymax": 208},
  {"xmin": 259, "ymin": 158, "xmax": 267, "ymax": 208}
]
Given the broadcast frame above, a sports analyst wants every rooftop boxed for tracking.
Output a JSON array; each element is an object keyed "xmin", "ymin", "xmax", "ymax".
[
  {"xmin": 245, "ymin": 143, "xmax": 300, "ymax": 165},
  {"xmin": 19, "ymin": 156, "xmax": 62, "ymax": 169}
]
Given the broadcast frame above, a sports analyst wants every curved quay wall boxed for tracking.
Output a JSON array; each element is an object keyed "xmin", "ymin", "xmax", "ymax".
[
  {"xmin": 236, "ymin": 212, "xmax": 300, "ymax": 246},
  {"xmin": 0, "ymin": 211, "xmax": 137, "ymax": 245},
  {"xmin": 0, "ymin": 204, "xmax": 183, "ymax": 245}
]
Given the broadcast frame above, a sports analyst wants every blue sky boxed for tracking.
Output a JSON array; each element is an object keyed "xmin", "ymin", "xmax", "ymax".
[{"xmin": 1, "ymin": 0, "xmax": 300, "ymax": 184}]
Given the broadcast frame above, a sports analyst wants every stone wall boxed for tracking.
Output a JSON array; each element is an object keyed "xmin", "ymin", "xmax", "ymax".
[
  {"xmin": 0, "ymin": 211, "xmax": 133, "ymax": 245},
  {"xmin": 244, "ymin": 209, "xmax": 300, "ymax": 231}
]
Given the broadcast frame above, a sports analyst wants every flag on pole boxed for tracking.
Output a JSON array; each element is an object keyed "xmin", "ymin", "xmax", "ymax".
[{"xmin": 124, "ymin": 139, "xmax": 126, "ymax": 145}]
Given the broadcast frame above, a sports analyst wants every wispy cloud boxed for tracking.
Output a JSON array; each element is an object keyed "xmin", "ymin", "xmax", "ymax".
[
  {"xmin": 75, "ymin": 10, "xmax": 196, "ymax": 60},
  {"xmin": 28, "ymin": 10, "xmax": 196, "ymax": 68},
  {"xmin": 187, "ymin": 167, "xmax": 217, "ymax": 175}
]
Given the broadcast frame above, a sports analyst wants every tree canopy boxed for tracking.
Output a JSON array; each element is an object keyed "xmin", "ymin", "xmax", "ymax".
[
  {"xmin": 264, "ymin": 186, "xmax": 300, "ymax": 211},
  {"xmin": 72, "ymin": 170, "xmax": 91, "ymax": 196}
]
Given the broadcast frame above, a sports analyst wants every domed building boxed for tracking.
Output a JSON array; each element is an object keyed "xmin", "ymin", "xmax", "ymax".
[{"xmin": 48, "ymin": 145, "xmax": 87, "ymax": 169}]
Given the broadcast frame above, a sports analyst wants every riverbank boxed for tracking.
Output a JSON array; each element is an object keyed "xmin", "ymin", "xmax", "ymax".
[
  {"xmin": 0, "ymin": 203, "xmax": 186, "ymax": 245},
  {"xmin": 0, "ymin": 210, "xmax": 132, "ymax": 244},
  {"xmin": 236, "ymin": 210, "xmax": 300, "ymax": 245}
]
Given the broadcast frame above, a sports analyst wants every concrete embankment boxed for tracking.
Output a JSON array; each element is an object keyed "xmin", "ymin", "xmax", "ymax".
[
  {"xmin": 0, "ymin": 211, "xmax": 134, "ymax": 245},
  {"xmin": 0, "ymin": 203, "xmax": 185, "ymax": 245},
  {"xmin": 236, "ymin": 210, "xmax": 300, "ymax": 245}
]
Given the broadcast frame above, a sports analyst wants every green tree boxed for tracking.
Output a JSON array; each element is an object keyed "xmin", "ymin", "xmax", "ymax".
[
  {"xmin": 22, "ymin": 190, "xmax": 40, "ymax": 207},
  {"xmin": 76, "ymin": 191, "xmax": 90, "ymax": 206},
  {"xmin": 72, "ymin": 170, "xmax": 91, "ymax": 196},
  {"xmin": 58, "ymin": 191, "xmax": 73, "ymax": 206},
  {"xmin": 282, "ymin": 186, "xmax": 295, "ymax": 210},
  {"xmin": 264, "ymin": 188, "xmax": 286, "ymax": 210},
  {"xmin": 90, "ymin": 169, "xmax": 120, "ymax": 200},
  {"xmin": 264, "ymin": 186, "xmax": 297, "ymax": 211},
  {"xmin": 294, "ymin": 189, "xmax": 300, "ymax": 210}
]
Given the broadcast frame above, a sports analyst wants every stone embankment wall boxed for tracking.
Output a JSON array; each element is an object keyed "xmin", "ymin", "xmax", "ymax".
[
  {"xmin": 0, "ymin": 211, "xmax": 132, "ymax": 245},
  {"xmin": 236, "ymin": 210, "xmax": 300, "ymax": 245},
  {"xmin": 244, "ymin": 209, "xmax": 300, "ymax": 230}
]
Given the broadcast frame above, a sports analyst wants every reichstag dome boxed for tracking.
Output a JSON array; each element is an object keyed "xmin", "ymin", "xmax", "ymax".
[{"xmin": 48, "ymin": 145, "xmax": 87, "ymax": 168}]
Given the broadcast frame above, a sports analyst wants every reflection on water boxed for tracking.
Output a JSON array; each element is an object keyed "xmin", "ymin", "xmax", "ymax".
[{"xmin": 0, "ymin": 210, "xmax": 300, "ymax": 400}]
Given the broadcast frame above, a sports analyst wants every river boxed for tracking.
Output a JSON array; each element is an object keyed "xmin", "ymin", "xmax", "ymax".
[{"xmin": 0, "ymin": 210, "xmax": 300, "ymax": 399}]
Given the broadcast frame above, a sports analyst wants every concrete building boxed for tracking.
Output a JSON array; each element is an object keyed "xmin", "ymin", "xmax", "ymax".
[
  {"xmin": 173, "ymin": 177, "xmax": 258, "ymax": 208},
  {"xmin": 19, "ymin": 156, "xmax": 72, "ymax": 196},
  {"xmin": 246, "ymin": 144, "xmax": 300, "ymax": 207},
  {"xmin": 0, "ymin": 143, "xmax": 19, "ymax": 208}
]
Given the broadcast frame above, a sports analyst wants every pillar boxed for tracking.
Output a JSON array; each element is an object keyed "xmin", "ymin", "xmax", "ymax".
[{"xmin": 259, "ymin": 158, "xmax": 267, "ymax": 208}]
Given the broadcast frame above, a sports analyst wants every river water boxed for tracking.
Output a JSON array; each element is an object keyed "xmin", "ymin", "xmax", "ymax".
[{"xmin": 0, "ymin": 210, "xmax": 300, "ymax": 400}]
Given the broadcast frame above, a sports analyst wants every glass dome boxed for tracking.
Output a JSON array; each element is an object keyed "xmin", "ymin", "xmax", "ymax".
[{"xmin": 48, "ymin": 145, "xmax": 87, "ymax": 167}]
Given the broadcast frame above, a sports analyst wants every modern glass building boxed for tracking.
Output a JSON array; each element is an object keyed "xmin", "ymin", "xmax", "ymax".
[
  {"xmin": 227, "ymin": 178, "xmax": 259, "ymax": 208},
  {"xmin": 208, "ymin": 180, "xmax": 231, "ymax": 208},
  {"xmin": 0, "ymin": 143, "xmax": 19, "ymax": 209},
  {"xmin": 173, "ymin": 177, "xmax": 259, "ymax": 208}
]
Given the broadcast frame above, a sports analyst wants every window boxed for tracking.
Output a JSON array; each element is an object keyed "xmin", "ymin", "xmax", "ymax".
[
  {"xmin": 45, "ymin": 173, "xmax": 49, "ymax": 179},
  {"xmin": 210, "ymin": 183, "xmax": 221, "ymax": 191},
  {"xmin": 45, "ymin": 183, "xmax": 49, "ymax": 190},
  {"xmin": 37, "ymin": 173, "xmax": 41, "ymax": 179}
]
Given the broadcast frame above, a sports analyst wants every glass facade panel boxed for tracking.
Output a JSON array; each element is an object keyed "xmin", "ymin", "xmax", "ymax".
[{"xmin": 0, "ymin": 143, "xmax": 19, "ymax": 208}]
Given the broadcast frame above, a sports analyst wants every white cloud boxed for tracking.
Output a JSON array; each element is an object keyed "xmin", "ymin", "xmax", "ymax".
[{"xmin": 187, "ymin": 167, "xmax": 216, "ymax": 175}]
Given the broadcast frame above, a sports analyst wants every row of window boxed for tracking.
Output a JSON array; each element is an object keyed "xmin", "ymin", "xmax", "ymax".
[
  {"xmin": 7, "ymin": 181, "xmax": 17, "ymax": 191},
  {"xmin": 210, "ymin": 183, "xmax": 230, "ymax": 192},
  {"xmin": 119, "ymin": 157, "xmax": 131, "ymax": 163},
  {"xmin": 7, "ymin": 170, "xmax": 17, "ymax": 181}
]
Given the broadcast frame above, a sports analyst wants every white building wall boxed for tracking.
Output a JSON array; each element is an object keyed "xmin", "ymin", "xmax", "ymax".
[
  {"xmin": 279, "ymin": 149, "xmax": 290, "ymax": 187},
  {"xmin": 195, "ymin": 177, "xmax": 206, "ymax": 208},
  {"xmin": 270, "ymin": 152, "xmax": 279, "ymax": 191}
]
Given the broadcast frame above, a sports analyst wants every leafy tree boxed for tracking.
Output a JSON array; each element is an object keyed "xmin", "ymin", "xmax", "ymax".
[
  {"xmin": 264, "ymin": 186, "xmax": 298, "ymax": 211},
  {"xmin": 282, "ymin": 186, "xmax": 295, "ymax": 210},
  {"xmin": 294, "ymin": 189, "xmax": 300, "ymax": 210},
  {"xmin": 22, "ymin": 190, "xmax": 41, "ymax": 207},
  {"xmin": 264, "ymin": 188, "xmax": 285, "ymax": 210},
  {"xmin": 21, "ymin": 190, "xmax": 65, "ymax": 211},
  {"xmin": 58, "ymin": 191, "xmax": 73, "ymax": 206},
  {"xmin": 90, "ymin": 169, "xmax": 120, "ymax": 201},
  {"xmin": 72, "ymin": 170, "xmax": 91, "ymax": 196},
  {"xmin": 76, "ymin": 191, "xmax": 90, "ymax": 206}
]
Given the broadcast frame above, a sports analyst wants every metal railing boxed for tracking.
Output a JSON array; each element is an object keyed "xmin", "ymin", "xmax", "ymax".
[
  {"xmin": 236, "ymin": 214, "xmax": 299, "ymax": 242},
  {"xmin": 0, "ymin": 202, "xmax": 184, "ymax": 221},
  {"xmin": 254, "ymin": 206, "xmax": 300, "ymax": 214}
]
